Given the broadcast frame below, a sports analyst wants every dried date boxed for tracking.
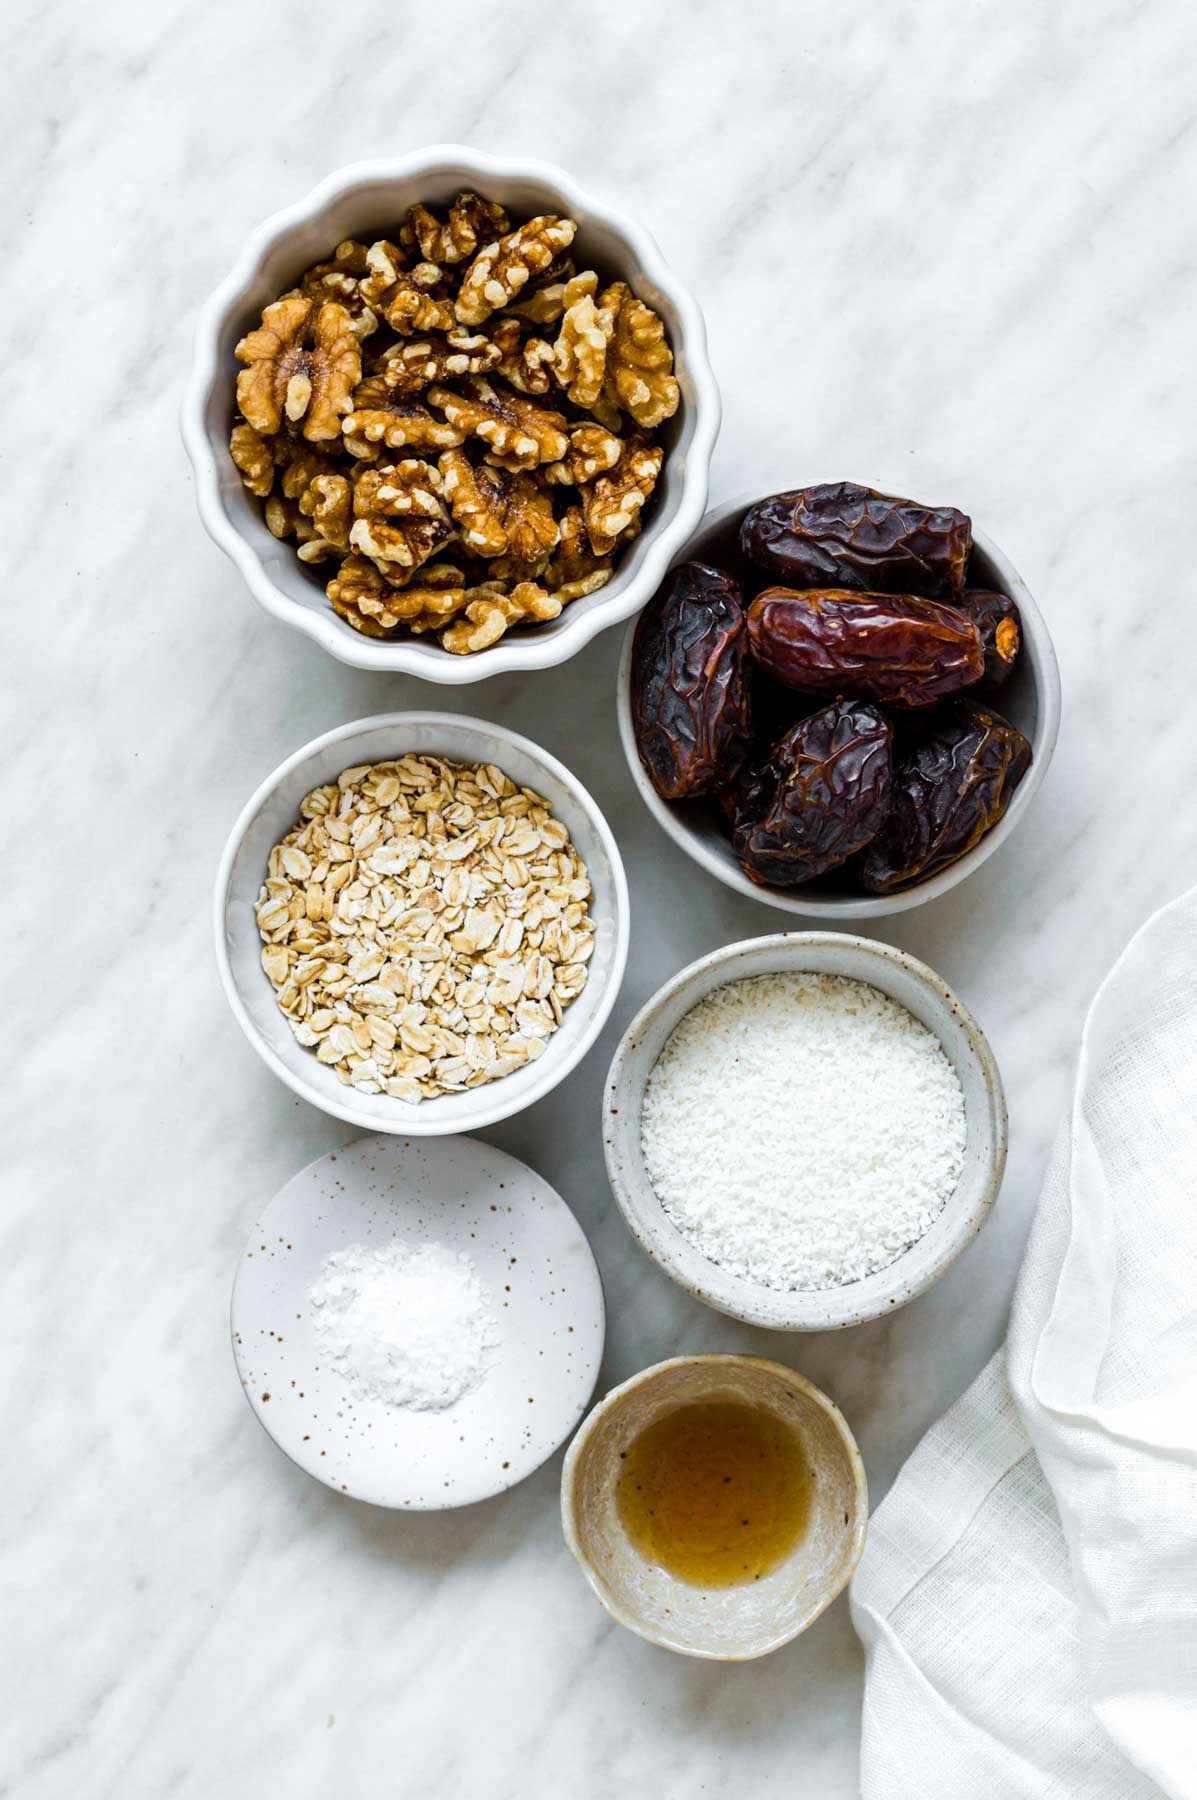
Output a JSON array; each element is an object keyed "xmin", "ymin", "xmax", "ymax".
[
  {"xmin": 746, "ymin": 587, "xmax": 984, "ymax": 708},
  {"xmin": 631, "ymin": 561, "xmax": 753, "ymax": 799},
  {"xmin": 733, "ymin": 699, "xmax": 893, "ymax": 886},
  {"xmin": 856, "ymin": 699, "xmax": 1032, "ymax": 893},
  {"xmin": 739, "ymin": 482, "xmax": 972, "ymax": 599},
  {"xmin": 958, "ymin": 588, "xmax": 1021, "ymax": 687}
]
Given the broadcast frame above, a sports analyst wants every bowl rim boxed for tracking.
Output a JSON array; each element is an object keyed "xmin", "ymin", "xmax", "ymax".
[
  {"xmin": 616, "ymin": 491, "xmax": 1063, "ymax": 916},
  {"xmin": 602, "ymin": 930, "xmax": 1008, "ymax": 1330},
  {"xmin": 560, "ymin": 1351, "xmax": 869, "ymax": 1660},
  {"xmin": 213, "ymin": 709, "xmax": 631, "ymax": 1134},
  {"xmin": 181, "ymin": 145, "xmax": 721, "ymax": 682}
]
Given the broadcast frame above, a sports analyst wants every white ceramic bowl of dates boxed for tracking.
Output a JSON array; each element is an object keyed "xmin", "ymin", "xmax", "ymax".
[{"xmin": 617, "ymin": 488, "xmax": 1061, "ymax": 918}]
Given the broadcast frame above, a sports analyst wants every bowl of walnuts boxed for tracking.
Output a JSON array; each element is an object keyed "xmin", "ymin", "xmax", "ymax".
[
  {"xmin": 183, "ymin": 147, "xmax": 720, "ymax": 679},
  {"xmin": 617, "ymin": 485, "xmax": 1062, "ymax": 918}
]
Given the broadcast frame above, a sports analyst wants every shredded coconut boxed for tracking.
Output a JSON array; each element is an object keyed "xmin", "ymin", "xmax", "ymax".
[
  {"xmin": 308, "ymin": 1240, "xmax": 499, "ymax": 1410},
  {"xmin": 640, "ymin": 973, "xmax": 967, "ymax": 1291}
]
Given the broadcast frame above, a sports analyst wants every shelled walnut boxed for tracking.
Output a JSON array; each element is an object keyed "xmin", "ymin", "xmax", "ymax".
[
  {"xmin": 580, "ymin": 436, "xmax": 663, "ymax": 554},
  {"xmin": 349, "ymin": 459, "xmax": 454, "ymax": 573},
  {"xmin": 236, "ymin": 296, "xmax": 361, "ymax": 442},
  {"xmin": 341, "ymin": 382, "xmax": 466, "ymax": 457},
  {"xmin": 228, "ymin": 190, "xmax": 680, "ymax": 653}
]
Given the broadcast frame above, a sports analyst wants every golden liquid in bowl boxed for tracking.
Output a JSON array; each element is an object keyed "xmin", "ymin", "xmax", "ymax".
[{"xmin": 616, "ymin": 1401, "xmax": 813, "ymax": 1588}]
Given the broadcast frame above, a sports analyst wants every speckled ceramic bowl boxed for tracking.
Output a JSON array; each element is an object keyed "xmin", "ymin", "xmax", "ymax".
[
  {"xmin": 561, "ymin": 1354, "xmax": 867, "ymax": 1659},
  {"xmin": 234, "ymin": 1133, "xmax": 606, "ymax": 1508},
  {"xmin": 603, "ymin": 932, "xmax": 1006, "ymax": 1330},
  {"xmin": 615, "ymin": 493, "xmax": 1061, "ymax": 918}
]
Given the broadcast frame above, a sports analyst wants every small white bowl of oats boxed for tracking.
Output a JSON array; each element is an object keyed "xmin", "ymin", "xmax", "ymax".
[
  {"xmin": 215, "ymin": 713, "xmax": 629, "ymax": 1133},
  {"xmin": 183, "ymin": 146, "xmax": 720, "ymax": 679}
]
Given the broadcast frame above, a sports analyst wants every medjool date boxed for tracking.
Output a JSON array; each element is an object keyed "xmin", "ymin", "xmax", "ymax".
[
  {"xmin": 631, "ymin": 561, "xmax": 753, "ymax": 799},
  {"xmin": 857, "ymin": 699, "xmax": 1032, "ymax": 893},
  {"xmin": 747, "ymin": 588, "xmax": 984, "ymax": 708},
  {"xmin": 739, "ymin": 482, "xmax": 972, "ymax": 599},
  {"xmin": 733, "ymin": 700, "xmax": 893, "ymax": 886},
  {"xmin": 958, "ymin": 588, "xmax": 1021, "ymax": 687}
]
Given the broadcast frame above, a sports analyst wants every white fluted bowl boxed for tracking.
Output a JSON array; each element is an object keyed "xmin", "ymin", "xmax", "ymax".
[{"xmin": 183, "ymin": 147, "xmax": 720, "ymax": 680}]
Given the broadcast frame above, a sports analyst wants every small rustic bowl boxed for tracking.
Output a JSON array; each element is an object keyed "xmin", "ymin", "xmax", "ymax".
[
  {"xmin": 616, "ymin": 492, "xmax": 1061, "ymax": 917},
  {"xmin": 182, "ymin": 146, "xmax": 720, "ymax": 681},
  {"xmin": 603, "ymin": 932, "xmax": 1006, "ymax": 1330},
  {"xmin": 216, "ymin": 711, "xmax": 629, "ymax": 1134},
  {"xmin": 561, "ymin": 1353, "xmax": 867, "ymax": 1660}
]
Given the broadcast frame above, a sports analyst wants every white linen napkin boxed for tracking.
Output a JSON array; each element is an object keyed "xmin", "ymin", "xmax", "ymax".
[{"xmin": 851, "ymin": 885, "xmax": 1197, "ymax": 1799}]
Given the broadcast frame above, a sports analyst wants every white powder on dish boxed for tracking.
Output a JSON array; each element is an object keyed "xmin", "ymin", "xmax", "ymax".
[
  {"xmin": 640, "ymin": 973, "xmax": 967, "ymax": 1291},
  {"xmin": 308, "ymin": 1240, "xmax": 499, "ymax": 1410}
]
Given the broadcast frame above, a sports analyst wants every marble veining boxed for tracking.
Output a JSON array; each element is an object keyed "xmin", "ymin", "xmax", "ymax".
[{"xmin": 7, "ymin": 0, "xmax": 1197, "ymax": 1794}]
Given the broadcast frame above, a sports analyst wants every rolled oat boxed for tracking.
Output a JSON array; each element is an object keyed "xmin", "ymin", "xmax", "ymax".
[{"xmin": 254, "ymin": 755, "xmax": 596, "ymax": 1102}]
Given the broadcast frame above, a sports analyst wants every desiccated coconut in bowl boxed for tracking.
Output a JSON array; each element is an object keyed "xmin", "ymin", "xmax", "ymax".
[
  {"xmin": 603, "ymin": 932, "xmax": 1007, "ymax": 1331},
  {"xmin": 639, "ymin": 971, "xmax": 967, "ymax": 1290}
]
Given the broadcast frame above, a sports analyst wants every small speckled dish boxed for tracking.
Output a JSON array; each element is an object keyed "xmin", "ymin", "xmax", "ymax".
[
  {"xmin": 561, "ymin": 1354, "xmax": 867, "ymax": 1660},
  {"xmin": 603, "ymin": 932, "xmax": 1006, "ymax": 1331},
  {"xmin": 231, "ymin": 1132, "xmax": 604, "ymax": 1508}
]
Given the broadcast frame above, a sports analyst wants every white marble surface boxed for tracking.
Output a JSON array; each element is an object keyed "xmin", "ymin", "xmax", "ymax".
[{"xmin": 7, "ymin": 2, "xmax": 1197, "ymax": 1794}]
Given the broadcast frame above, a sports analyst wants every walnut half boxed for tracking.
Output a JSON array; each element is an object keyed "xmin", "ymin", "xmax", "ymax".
[
  {"xmin": 440, "ymin": 581, "xmax": 562, "ymax": 654},
  {"xmin": 404, "ymin": 193, "xmax": 510, "ymax": 266},
  {"xmin": 349, "ymin": 459, "xmax": 455, "ymax": 572},
  {"xmin": 580, "ymin": 435, "xmax": 663, "ymax": 554},
  {"xmin": 602, "ymin": 283, "xmax": 680, "ymax": 429},
  {"xmin": 235, "ymin": 296, "xmax": 361, "ymax": 442},
  {"xmin": 342, "ymin": 382, "xmax": 465, "ymax": 458},
  {"xmin": 427, "ymin": 378, "xmax": 569, "ymax": 470},
  {"xmin": 454, "ymin": 216, "xmax": 577, "ymax": 326}
]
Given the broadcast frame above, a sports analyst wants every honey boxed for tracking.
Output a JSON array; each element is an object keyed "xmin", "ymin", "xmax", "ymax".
[{"xmin": 616, "ymin": 1401, "xmax": 814, "ymax": 1588}]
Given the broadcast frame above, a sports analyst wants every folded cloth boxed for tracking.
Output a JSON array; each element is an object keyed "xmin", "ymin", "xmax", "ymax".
[{"xmin": 851, "ymin": 886, "xmax": 1197, "ymax": 1799}]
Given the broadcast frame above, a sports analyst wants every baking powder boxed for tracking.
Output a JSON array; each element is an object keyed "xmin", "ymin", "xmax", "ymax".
[{"xmin": 308, "ymin": 1240, "xmax": 499, "ymax": 1410}]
